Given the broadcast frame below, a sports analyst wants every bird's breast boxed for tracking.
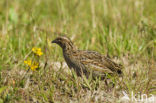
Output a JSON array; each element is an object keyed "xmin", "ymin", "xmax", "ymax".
[{"xmin": 63, "ymin": 52, "xmax": 73, "ymax": 68}]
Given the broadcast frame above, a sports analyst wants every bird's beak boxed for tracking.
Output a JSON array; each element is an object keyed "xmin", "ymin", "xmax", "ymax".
[{"xmin": 51, "ymin": 40, "xmax": 57, "ymax": 43}]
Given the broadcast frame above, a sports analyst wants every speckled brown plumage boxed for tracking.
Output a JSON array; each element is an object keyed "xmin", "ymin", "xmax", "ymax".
[{"xmin": 52, "ymin": 36, "xmax": 123, "ymax": 77}]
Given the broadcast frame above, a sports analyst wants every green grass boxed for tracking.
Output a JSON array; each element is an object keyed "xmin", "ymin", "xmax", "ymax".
[{"xmin": 0, "ymin": 0, "xmax": 156, "ymax": 102}]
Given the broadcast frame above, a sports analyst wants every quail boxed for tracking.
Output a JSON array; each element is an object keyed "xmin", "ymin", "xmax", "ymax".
[{"xmin": 52, "ymin": 36, "xmax": 123, "ymax": 78}]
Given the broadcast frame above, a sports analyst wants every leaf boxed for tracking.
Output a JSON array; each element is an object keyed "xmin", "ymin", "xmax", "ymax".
[
  {"xmin": 83, "ymin": 75, "xmax": 91, "ymax": 90},
  {"xmin": 0, "ymin": 99, "xmax": 3, "ymax": 103},
  {"xmin": 0, "ymin": 86, "xmax": 7, "ymax": 95},
  {"xmin": 9, "ymin": 8, "xmax": 18, "ymax": 24}
]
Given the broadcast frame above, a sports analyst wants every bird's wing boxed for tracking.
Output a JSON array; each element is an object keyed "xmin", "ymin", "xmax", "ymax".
[{"xmin": 74, "ymin": 50, "xmax": 123, "ymax": 75}]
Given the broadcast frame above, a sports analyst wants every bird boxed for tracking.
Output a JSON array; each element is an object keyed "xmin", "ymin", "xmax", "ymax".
[{"xmin": 52, "ymin": 36, "xmax": 123, "ymax": 78}]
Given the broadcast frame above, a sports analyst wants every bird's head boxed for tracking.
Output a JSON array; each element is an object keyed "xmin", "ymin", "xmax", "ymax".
[{"xmin": 52, "ymin": 36, "xmax": 74, "ymax": 50}]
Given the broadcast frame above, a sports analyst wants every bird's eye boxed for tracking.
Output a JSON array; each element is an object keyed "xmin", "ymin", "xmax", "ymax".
[{"xmin": 57, "ymin": 38, "xmax": 61, "ymax": 41}]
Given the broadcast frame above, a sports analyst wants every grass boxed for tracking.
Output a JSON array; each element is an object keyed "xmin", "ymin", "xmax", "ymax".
[{"xmin": 0, "ymin": 0, "xmax": 156, "ymax": 102}]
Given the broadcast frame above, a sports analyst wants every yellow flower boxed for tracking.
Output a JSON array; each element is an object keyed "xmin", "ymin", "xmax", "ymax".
[
  {"xmin": 32, "ymin": 47, "xmax": 43, "ymax": 56},
  {"xmin": 30, "ymin": 65, "xmax": 38, "ymax": 71},
  {"xmin": 30, "ymin": 62, "xmax": 39, "ymax": 71},
  {"xmin": 32, "ymin": 47, "xmax": 37, "ymax": 53},
  {"xmin": 24, "ymin": 60, "xmax": 32, "ymax": 66},
  {"xmin": 24, "ymin": 60, "xmax": 39, "ymax": 71},
  {"xmin": 36, "ymin": 50, "xmax": 43, "ymax": 56}
]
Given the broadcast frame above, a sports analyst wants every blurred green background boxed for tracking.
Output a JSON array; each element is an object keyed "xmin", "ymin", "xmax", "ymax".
[{"xmin": 0, "ymin": 0, "xmax": 155, "ymax": 69}]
